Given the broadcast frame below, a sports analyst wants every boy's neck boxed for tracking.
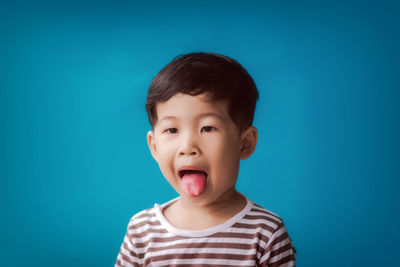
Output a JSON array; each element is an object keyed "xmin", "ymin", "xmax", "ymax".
[{"xmin": 163, "ymin": 189, "xmax": 247, "ymax": 231}]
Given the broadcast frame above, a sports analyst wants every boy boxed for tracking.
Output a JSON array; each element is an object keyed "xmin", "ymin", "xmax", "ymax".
[{"xmin": 116, "ymin": 52, "xmax": 296, "ymax": 266}]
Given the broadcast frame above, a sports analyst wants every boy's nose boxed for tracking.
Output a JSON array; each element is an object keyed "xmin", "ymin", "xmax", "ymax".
[{"xmin": 178, "ymin": 134, "xmax": 200, "ymax": 156}]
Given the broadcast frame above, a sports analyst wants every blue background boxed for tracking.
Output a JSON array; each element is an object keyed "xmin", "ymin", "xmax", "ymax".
[{"xmin": 1, "ymin": 0, "xmax": 399, "ymax": 266}]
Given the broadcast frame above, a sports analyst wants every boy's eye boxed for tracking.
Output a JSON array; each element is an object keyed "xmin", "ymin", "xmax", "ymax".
[
  {"xmin": 165, "ymin": 128, "xmax": 178, "ymax": 134},
  {"xmin": 201, "ymin": 126, "xmax": 215, "ymax": 133}
]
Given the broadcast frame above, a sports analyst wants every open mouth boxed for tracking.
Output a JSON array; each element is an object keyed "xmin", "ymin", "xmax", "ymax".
[{"xmin": 178, "ymin": 169, "xmax": 208, "ymax": 179}]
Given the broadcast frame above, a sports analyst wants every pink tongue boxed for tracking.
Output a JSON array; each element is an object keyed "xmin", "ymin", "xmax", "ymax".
[{"xmin": 181, "ymin": 172, "xmax": 207, "ymax": 197}]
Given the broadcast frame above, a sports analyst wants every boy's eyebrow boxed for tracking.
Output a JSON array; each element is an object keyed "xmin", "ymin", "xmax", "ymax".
[
  {"xmin": 157, "ymin": 113, "xmax": 224, "ymax": 124},
  {"xmin": 157, "ymin": 116, "xmax": 177, "ymax": 123},
  {"xmin": 197, "ymin": 112, "xmax": 224, "ymax": 121}
]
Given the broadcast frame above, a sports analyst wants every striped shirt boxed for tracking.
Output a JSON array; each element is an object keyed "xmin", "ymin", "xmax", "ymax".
[{"xmin": 115, "ymin": 196, "xmax": 296, "ymax": 267}]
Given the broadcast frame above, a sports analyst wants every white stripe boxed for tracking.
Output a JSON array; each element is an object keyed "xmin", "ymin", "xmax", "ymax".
[
  {"xmin": 269, "ymin": 249, "xmax": 294, "ymax": 264},
  {"xmin": 257, "ymin": 251, "xmax": 262, "ymax": 260},
  {"xmin": 135, "ymin": 236, "xmax": 267, "ymax": 254},
  {"xmin": 239, "ymin": 218, "xmax": 280, "ymax": 229},
  {"xmin": 271, "ymin": 235, "xmax": 291, "ymax": 251},
  {"xmin": 227, "ymin": 225, "xmax": 274, "ymax": 237},
  {"xmin": 272, "ymin": 226, "xmax": 287, "ymax": 241},
  {"xmin": 132, "ymin": 209, "xmax": 156, "ymax": 218},
  {"xmin": 129, "ymin": 216, "xmax": 159, "ymax": 226}
]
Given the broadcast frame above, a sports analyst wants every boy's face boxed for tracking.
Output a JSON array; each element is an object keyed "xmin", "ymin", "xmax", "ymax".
[{"xmin": 147, "ymin": 93, "xmax": 257, "ymax": 206}]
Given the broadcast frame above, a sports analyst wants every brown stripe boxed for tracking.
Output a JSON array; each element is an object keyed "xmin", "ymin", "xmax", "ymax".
[
  {"xmin": 134, "ymin": 231, "xmax": 256, "ymax": 249},
  {"xmin": 129, "ymin": 219, "xmax": 161, "ymax": 229},
  {"xmin": 250, "ymin": 206, "xmax": 282, "ymax": 221},
  {"xmin": 115, "ymin": 259, "xmax": 122, "ymax": 266},
  {"xmin": 243, "ymin": 214, "xmax": 281, "ymax": 226},
  {"xmin": 118, "ymin": 249, "xmax": 139, "ymax": 267},
  {"xmin": 144, "ymin": 251, "xmax": 257, "ymax": 266},
  {"xmin": 122, "ymin": 240, "xmax": 139, "ymax": 258},
  {"xmin": 272, "ymin": 231, "xmax": 289, "ymax": 247},
  {"xmin": 134, "ymin": 235, "xmax": 191, "ymax": 248},
  {"xmin": 258, "ymin": 232, "xmax": 271, "ymax": 244},
  {"xmin": 129, "ymin": 227, "xmax": 168, "ymax": 239},
  {"xmin": 210, "ymin": 231, "xmax": 256, "ymax": 239}
]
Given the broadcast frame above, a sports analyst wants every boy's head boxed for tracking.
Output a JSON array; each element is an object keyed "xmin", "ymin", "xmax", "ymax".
[
  {"xmin": 146, "ymin": 52, "xmax": 259, "ymax": 205},
  {"xmin": 146, "ymin": 52, "xmax": 259, "ymax": 132}
]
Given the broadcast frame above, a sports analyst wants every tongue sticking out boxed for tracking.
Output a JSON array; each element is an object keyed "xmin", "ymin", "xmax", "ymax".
[{"xmin": 181, "ymin": 172, "xmax": 207, "ymax": 197}]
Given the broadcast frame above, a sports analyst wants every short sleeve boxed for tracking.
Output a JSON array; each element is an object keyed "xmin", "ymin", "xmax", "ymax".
[
  {"xmin": 259, "ymin": 222, "xmax": 296, "ymax": 267},
  {"xmin": 115, "ymin": 224, "xmax": 141, "ymax": 267}
]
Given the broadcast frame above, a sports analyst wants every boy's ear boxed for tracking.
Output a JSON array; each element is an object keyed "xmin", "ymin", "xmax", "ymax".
[
  {"xmin": 147, "ymin": 130, "xmax": 158, "ymax": 162},
  {"xmin": 239, "ymin": 126, "xmax": 258, "ymax": 160}
]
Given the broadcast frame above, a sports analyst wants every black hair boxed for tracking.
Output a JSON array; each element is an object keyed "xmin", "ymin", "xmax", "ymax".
[{"xmin": 145, "ymin": 52, "xmax": 259, "ymax": 130}]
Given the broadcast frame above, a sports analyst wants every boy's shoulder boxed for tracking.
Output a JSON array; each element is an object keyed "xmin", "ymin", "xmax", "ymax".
[
  {"xmin": 128, "ymin": 206, "xmax": 159, "ymax": 226},
  {"xmin": 250, "ymin": 201, "xmax": 284, "ymax": 224},
  {"xmin": 130, "ymin": 206, "xmax": 156, "ymax": 221},
  {"xmin": 243, "ymin": 200, "xmax": 287, "ymax": 238},
  {"xmin": 125, "ymin": 198, "xmax": 177, "ymax": 232}
]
